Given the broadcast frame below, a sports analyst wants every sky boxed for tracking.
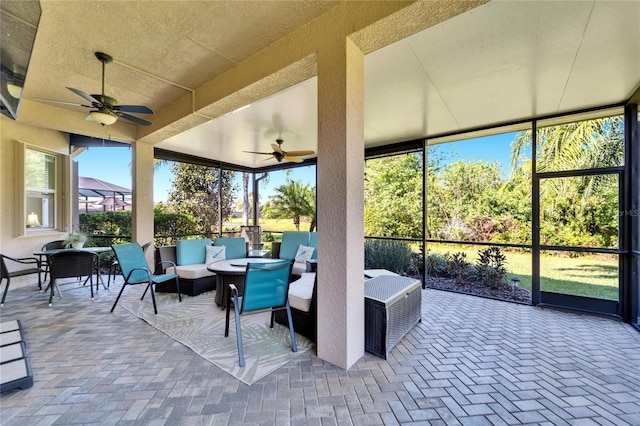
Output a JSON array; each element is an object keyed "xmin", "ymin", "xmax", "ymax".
[
  {"xmin": 74, "ymin": 132, "xmax": 523, "ymax": 203},
  {"xmin": 428, "ymin": 131, "xmax": 523, "ymax": 177},
  {"xmin": 74, "ymin": 147, "xmax": 316, "ymax": 203}
]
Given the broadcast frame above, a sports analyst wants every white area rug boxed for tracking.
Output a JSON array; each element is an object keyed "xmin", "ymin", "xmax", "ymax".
[{"xmin": 120, "ymin": 291, "xmax": 314, "ymax": 385}]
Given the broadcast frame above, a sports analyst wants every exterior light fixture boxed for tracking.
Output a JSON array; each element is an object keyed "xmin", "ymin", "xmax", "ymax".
[
  {"xmin": 6, "ymin": 65, "xmax": 26, "ymax": 99},
  {"xmin": 6, "ymin": 82, "xmax": 23, "ymax": 99},
  {"xmin": 510, "ymin": 276, "xmax": 521, "ymax": 297}
]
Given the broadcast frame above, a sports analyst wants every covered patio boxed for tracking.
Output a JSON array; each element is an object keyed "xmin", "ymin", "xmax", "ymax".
[{"xmin": 1, "ymin": 0, "xmax": 638, "ymax": 408}]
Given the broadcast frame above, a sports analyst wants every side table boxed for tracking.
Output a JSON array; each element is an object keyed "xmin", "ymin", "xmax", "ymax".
[{"xmin": 364, "ymin": 275, "xmax": 422, "ymax": 359}]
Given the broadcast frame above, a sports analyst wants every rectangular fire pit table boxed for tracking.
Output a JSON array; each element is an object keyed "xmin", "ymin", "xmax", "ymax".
[{"xmin": 364, "ymin": 275, "xmax": 422, "ymax": 359}]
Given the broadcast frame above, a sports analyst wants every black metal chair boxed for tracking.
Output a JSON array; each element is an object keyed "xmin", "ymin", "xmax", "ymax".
[
  {"xmin": 39, "ymin": 240, "xmax": 66, "ymax": 285},
  {"xmin": 108, "ymin": 241, "xmax": 151, "ymax": 287},
  {"xmin": 0, "ymin": 254, "xmax": 43, "ymax": 306},
  {"xmin": 46, "ymin": 251, "xmax": 99, "ymax": 306}
]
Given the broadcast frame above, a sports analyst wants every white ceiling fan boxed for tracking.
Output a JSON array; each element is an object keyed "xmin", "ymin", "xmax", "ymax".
[{"xmin": 244, "ymin": 138, "xmax": 314, "ymax": 163}]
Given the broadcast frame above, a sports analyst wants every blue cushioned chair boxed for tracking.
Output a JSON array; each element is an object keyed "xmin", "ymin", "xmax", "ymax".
[
  {"xmin": 214, "ymin": 237, "xmax": 247, "ymax": 259},
  {"xmin": 225, "ymin": 259, "xmax": 296, "ymax": 367},
  {"xmin": 110, "ymin": 242, "xmax": 181, "ymax": 315}
]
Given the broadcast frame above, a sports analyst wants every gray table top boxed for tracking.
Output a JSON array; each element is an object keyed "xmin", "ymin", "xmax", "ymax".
[{"xmin": 206, "ymin": 257, "xmax": 281, "ymax": 274}]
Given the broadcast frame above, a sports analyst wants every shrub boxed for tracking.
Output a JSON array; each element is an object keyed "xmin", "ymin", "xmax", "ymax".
[
  {"xmin": 365, "ymin": 239, "xmax": 414, "ymax": 275},
  {"xmin": 426, "ymin": 251, "xmax": 449, "ymax": 277},
  {"xmin": 448, "ymin": 252, "xmax": 472, "ymax": 284},
  {"xmin": 475, "ymin": 246, "xmax": 508, "ymax": 289}
]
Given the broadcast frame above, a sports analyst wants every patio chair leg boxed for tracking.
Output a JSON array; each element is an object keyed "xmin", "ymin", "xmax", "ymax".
[
  {"xmin": 285, "ymin": 302, "xmax": 297, "ymax": 353},
  {"xmin": 90, "ymin": 276, "xmax": 94, "ymax": 300},
  {"xmin": 175, "ymin": 277, "xmax": 182, "ymax": 302},
  {"xmin": 49, "ymin": 279, "xmax": 56, "ymax": 306},
  {"xmin": 1, "ymin": 278, "xmax": 10, "ymax": 306},
  {"xmin": 141, "ymin": 284, "xmax": 149, "ymax": 300},
  {"xmin": 149, "ymin": 284, "xmax": 158, "ymax": 315},
  {"xmin": 232, "ymin": 293, "xmax": 245, "ymax": 367},
  {"xmin": 110, "ymin": 284, "xmax": 127, "ymax": 313}
]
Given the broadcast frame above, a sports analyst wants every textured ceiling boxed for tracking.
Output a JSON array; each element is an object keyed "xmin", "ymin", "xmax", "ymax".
[{"xmin": 4, "ymin": 0, "xmax": 640, "ymax": 169}]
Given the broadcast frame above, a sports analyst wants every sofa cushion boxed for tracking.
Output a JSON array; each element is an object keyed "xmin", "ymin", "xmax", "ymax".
[
  {"xmin": 167, "ymin": 264, "xmax": 216, "ymax": 280},
  {"xmin": 280, "ymin": 231, "xmax": 310, "ymax": 260},
  {"xmin": 176, "ymin": 238, "xmax": 211, "ymax": 265},
  {"xmin": 205, "ymin": 245, "xmax": 225, "ymax": 264},
  {"xmin": 213, "ymin": 237, "xmax": 246, "ymax": 259},
  {"xmin": 288, "ymin": 272, "xmax": 315, "ymax": 312}
]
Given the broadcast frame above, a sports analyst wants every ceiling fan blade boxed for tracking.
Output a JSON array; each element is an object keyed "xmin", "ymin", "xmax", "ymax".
[
  {"xmin": 244, "ymin": 150, "xmax": 274, "ymax": 155},
  {"xmin": 285, "ymin": 156, "xmax": 304, "ymax": 163},
  {"xmin": 114, "ymin": 111, "xmax": 152, "ymax": 126},
  {"xmin": 285, "ymin": 150, "xmax": 315, "ymax": 156},
  {"xmin": 67, "ymin": 87, "xmax": 102, "ymax": 106},
  {"xmin": 271, "ymin": 143, "xmax": 283, "ymax": 154},
  {"xmin": 113, "ymin": 105, "xmax": 154, "ymax": 114},
  {"xmin": 35, "ymin": 97, "xmax": 91, "ymax": 108}
]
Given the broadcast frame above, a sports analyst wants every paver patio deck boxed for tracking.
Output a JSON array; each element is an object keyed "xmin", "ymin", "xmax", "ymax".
[{"xmin": 1, "ymin": 276, "xmax": 639, "ymax": 425}]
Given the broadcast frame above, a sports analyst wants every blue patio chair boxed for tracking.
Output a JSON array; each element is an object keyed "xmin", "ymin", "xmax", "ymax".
[
  {"xmin": 110, "ymin": 242, "xmax": 181, "ymax": 315},
  {"xmin": 225, "ymin": 259, "xmax": 296, "ymax": 367}
]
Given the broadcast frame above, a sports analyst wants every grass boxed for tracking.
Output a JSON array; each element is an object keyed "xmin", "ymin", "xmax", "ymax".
[{"xmin": 427, "ymin": 243, "xmax": 619, "ymax": 300}]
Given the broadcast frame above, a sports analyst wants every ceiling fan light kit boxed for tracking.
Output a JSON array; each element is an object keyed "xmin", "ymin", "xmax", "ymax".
[
  {"xmin": 37, "ymin": 52, "xmax": 153, "ymax": 126},
  {"xmin": 88, "ymin": 110, "xmax": 117, "ymax": 125},
  {"xmin": 3, "ymin": 64, "xmax": 26, "ymax": 99}
]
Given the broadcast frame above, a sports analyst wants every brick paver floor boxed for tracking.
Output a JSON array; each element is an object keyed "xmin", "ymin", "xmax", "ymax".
[{"xmin": 1, "ymin": 276, "xmax": 639, "ymax": 425}]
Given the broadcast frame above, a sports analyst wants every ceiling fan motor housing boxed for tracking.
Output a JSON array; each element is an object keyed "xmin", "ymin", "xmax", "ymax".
[{"xmin": 91, "ymin": 94, "xmax": 117, "ymax": 107}]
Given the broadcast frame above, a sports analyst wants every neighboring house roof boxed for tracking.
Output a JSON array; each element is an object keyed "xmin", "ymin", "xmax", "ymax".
[{"xmin": 78, "ymin": 177, "xmax": 131, "ymax": 199}]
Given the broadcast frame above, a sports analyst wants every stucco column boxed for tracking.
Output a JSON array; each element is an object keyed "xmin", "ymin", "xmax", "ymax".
[
  {"xmin": 316, "ymin": 37, "xmax": 365, "ymax": 369},
  {"xmin": 131, "ymin": 141, "xmax": 155, "ymax": 265}
]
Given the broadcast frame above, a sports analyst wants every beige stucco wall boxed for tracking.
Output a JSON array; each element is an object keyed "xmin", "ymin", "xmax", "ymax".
[{"xmin": 0, "ymin": 115, "xmax": 70, "ymax": 289}]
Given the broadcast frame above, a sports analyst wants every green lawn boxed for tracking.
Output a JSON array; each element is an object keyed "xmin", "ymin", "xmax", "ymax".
[{"xmin": 427, "ymin": 243, "xmax": 619, "ymax": 300}]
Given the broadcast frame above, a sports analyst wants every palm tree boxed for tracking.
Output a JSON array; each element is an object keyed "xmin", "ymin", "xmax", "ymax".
[
  {"xmin": 262, "ymin": 180, "xmax": 314, "ymax": 231},
  {"xmin": 511, "ymin": 116, "xmax": 624, "ymax": 175}
]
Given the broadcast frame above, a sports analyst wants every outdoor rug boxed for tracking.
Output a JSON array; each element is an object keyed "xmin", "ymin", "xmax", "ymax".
[{"xmin": 120, "ymin": 291, "xmax": 314, "ymax": 385}]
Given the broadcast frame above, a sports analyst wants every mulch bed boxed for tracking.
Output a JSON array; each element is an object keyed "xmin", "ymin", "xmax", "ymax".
[{"xmin": 425, "ymin": 276, "xmax": 532, "ymax": 304}]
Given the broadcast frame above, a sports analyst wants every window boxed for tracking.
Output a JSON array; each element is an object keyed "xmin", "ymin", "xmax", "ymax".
[{"xmin": 25, "ymin": 148, "xmax": 56, "ymax": 230}]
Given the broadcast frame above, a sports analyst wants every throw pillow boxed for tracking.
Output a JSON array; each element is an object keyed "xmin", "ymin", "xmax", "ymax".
[
  {"xmin": 294, "ymin": 244, "xmax": 314, "ymax": 264},
  {"xmin": 205, "ymin": 245, "xmax": 226, "ymax": 264}
]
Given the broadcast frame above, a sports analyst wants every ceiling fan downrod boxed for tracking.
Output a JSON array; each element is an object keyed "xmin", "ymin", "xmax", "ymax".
[{"xmin": 95, "ymin": 52, "xmax": 112, "ymax": 97}]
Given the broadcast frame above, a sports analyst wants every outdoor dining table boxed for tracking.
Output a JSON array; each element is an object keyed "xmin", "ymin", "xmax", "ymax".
[
  {"xmin": 207, "ymin": 258, "xmax": 281, "ymax": 308},
  {"xmin": 33, "ymin": 246, "xmax": 113, "ymax": 290}
]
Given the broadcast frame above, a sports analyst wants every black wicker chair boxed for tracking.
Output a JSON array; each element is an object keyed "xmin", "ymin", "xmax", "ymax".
[
  {"xmin": 0, "ymin": 254, "xmax": 43, "ymax": 306},
  {"xmin": 46, "ymin": 251, "xmax": 99, "ymax": 306},
  {"xmin": 38, "ymin": 240, "xmax": 66, "ymax": 285}
]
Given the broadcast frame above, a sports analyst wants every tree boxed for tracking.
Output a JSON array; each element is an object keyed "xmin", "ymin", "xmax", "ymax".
[
  {"xmin": 167, "ymin": 163, "xmax": 237, "ymax": 236},
  {"xmin": 262, "ymin": 180, "xmax": 315, "ymax": 231},
  {"xmin": 365, "ymin": 153, "xmax": 423, "ymax": 238},
  {"xmin": 511, "ymin": 116, "xmax": 623, "ymax": 179}
]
